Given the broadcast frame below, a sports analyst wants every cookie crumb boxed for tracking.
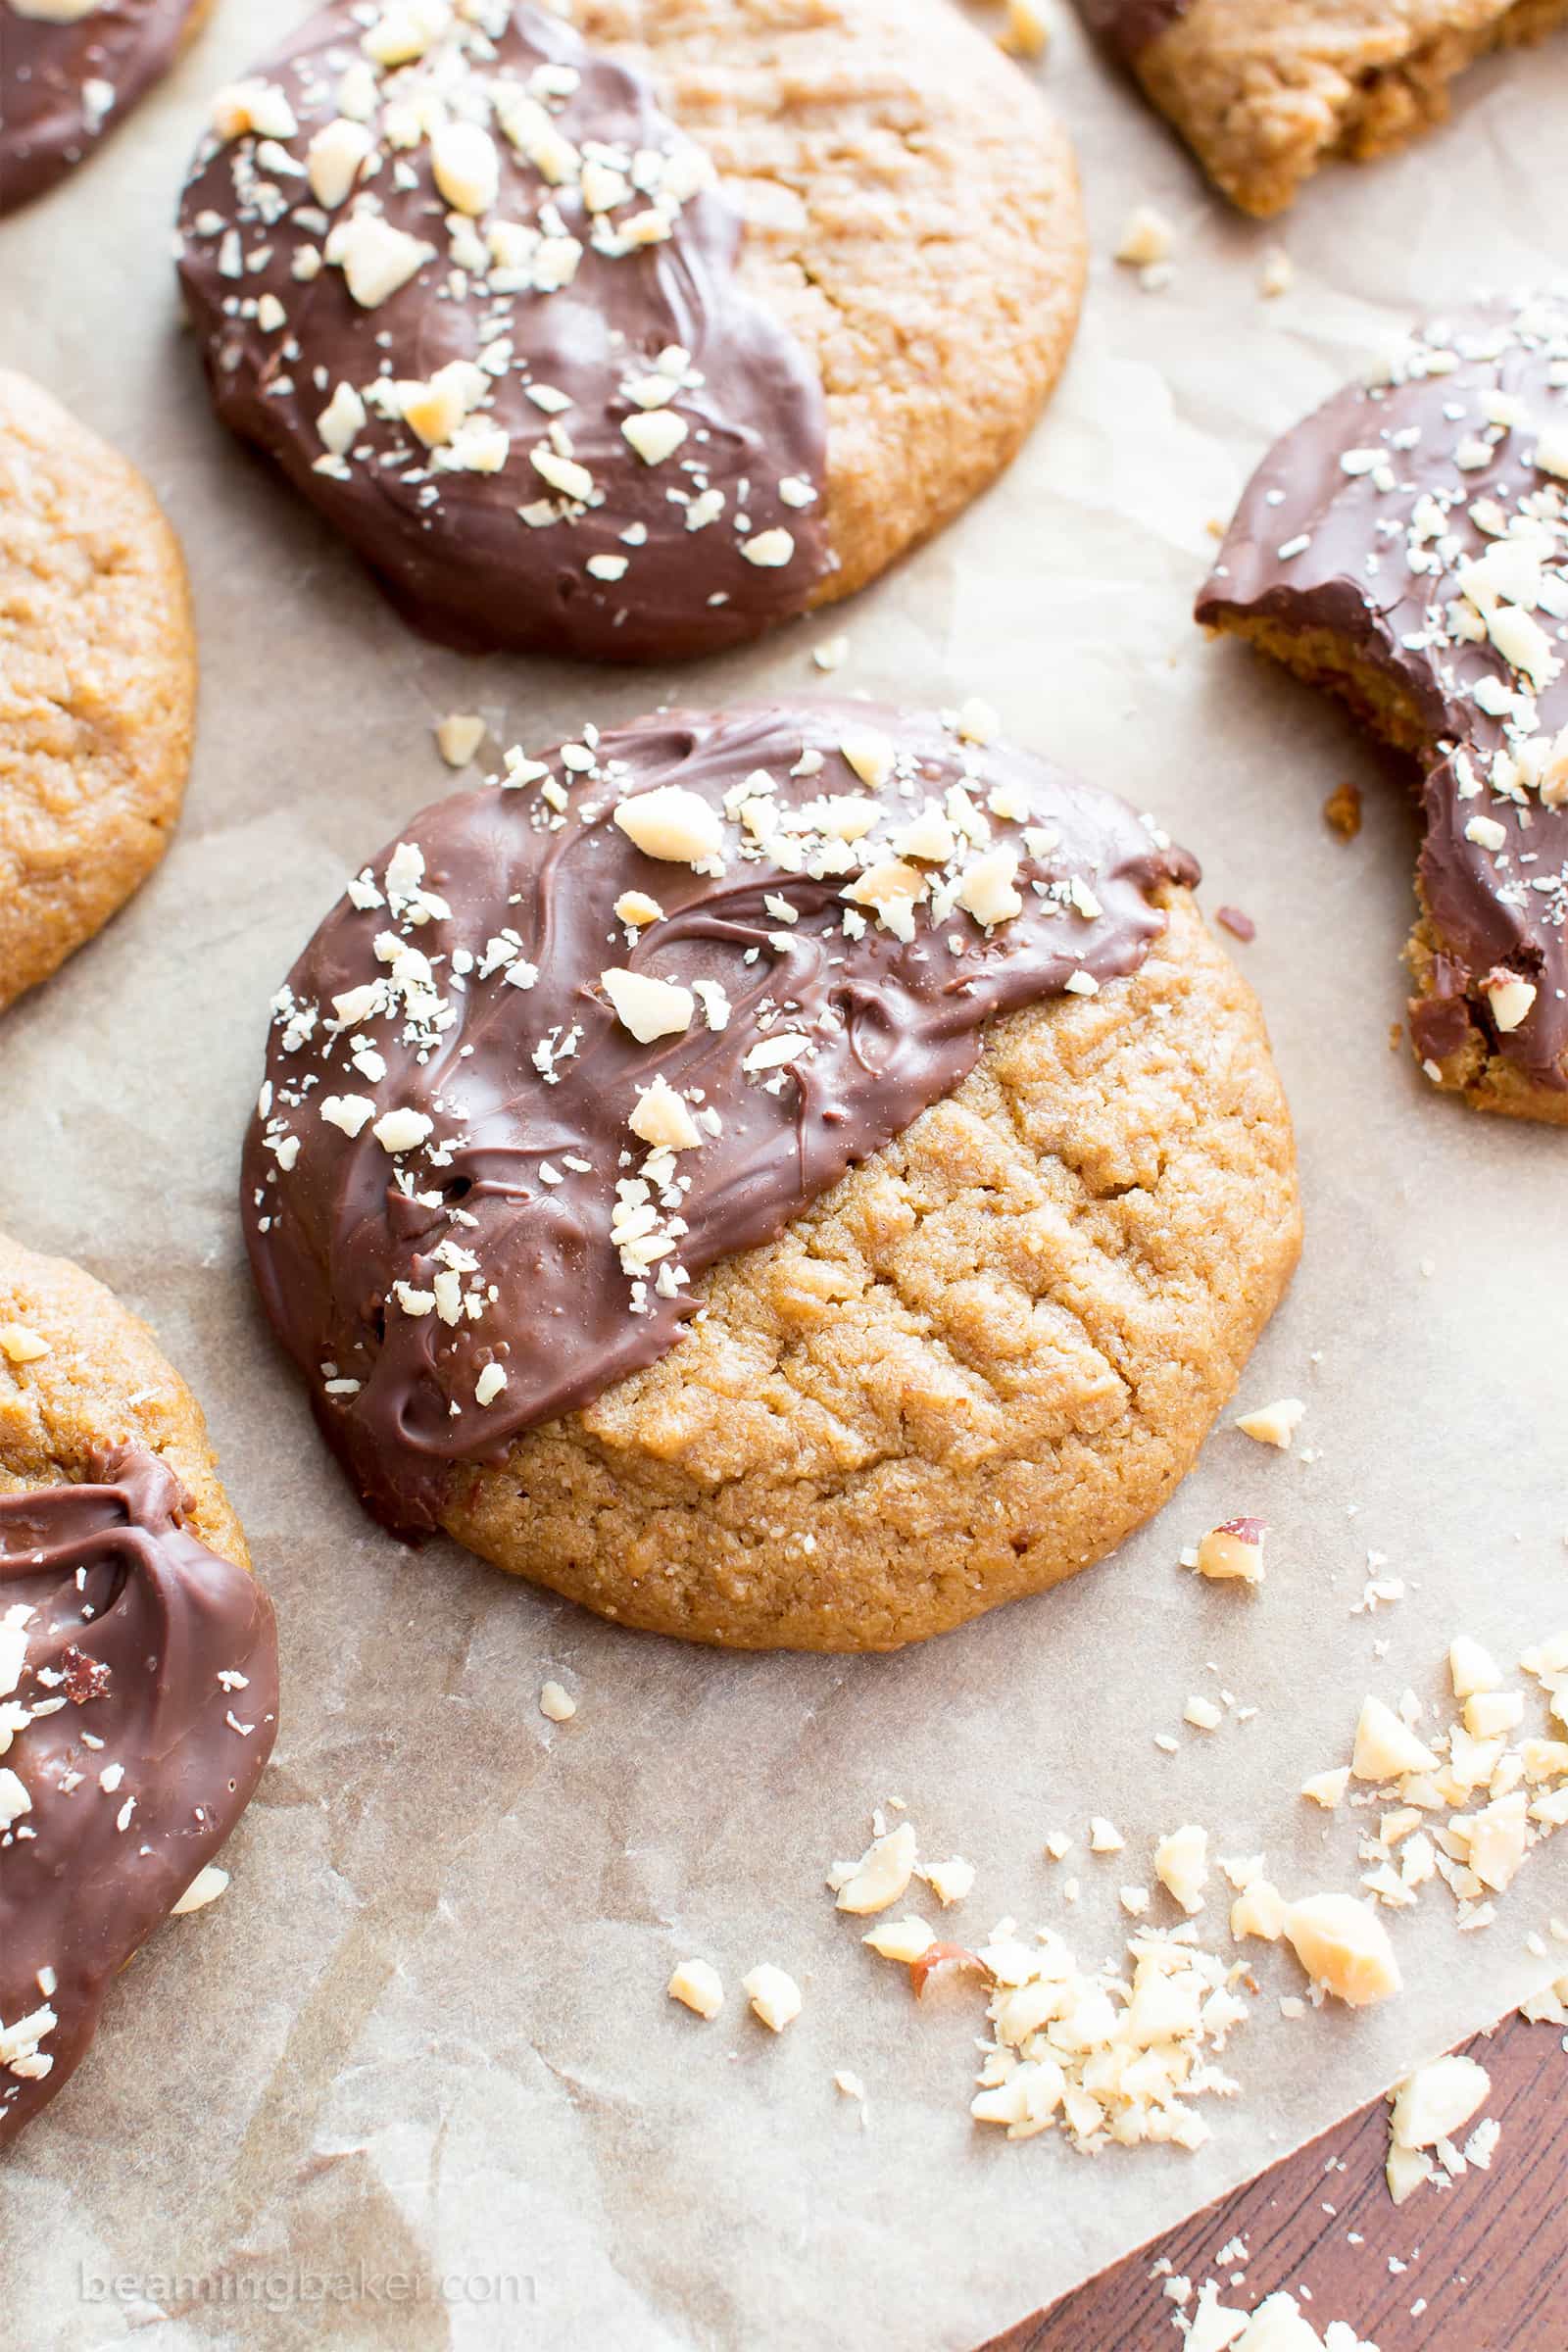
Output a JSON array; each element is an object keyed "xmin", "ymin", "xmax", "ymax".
[
  {"xmin": 1323, "ymin": 782, "xmax": 1362, "ymax": 841},
  {"xmin": 539, "ymin": 1679, "xmax": 577, "ymax": 1722}
]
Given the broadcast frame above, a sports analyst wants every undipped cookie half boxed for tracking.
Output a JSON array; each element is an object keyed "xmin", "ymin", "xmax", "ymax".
[
  {"xmin": 174, "ymin": 0, "xmax": 1087, "ymax": 662},
  {"xmin": 1200, "ymin": 294, "xmax": 1568, "ymax": 1121},
  {"xmin": 0, "ymin": 369, "xmax": 196, "ymax": 1016},
  {"xmin": 0, "ymin": 0, "xmax": 211, "ymax": 216},
  {"xmin": 245, "ymin": 702, "xmax": 1299, "ymax": 1650},
  {"xmin": 0, "ymin": 1231, "xmax": 277, "ymax": 2146},
  {"xmin": 1074, "ymin": 0, "xmax": 1568, "ymax": 218}
]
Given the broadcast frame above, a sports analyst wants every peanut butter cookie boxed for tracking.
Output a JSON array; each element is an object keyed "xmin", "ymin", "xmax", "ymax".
[
  {"xmin": 174, "ymin": 0, "xmax": 1086, "ymax": 662},
  {"xmin": 1076, "ymin": 0, "xmax": 1568, "ymax": 217},
  {"xmin": 1, "ymin": 0, "xmax": 212, "ymax": 216},
  {"xmin": 0, "ymin": 370, "xmax": 196, "ymax": 1016},
  {"xmin": 0, "ymin": 1231, "xmax": 277, "ymax": 2145},
  {"xmin": 1200, "ymin": 295, "xmax": 1568, "ymax": 1120},
  {"xmin": 245, "ymin": 702, "xmax": 1299, "ymax": 1649}
]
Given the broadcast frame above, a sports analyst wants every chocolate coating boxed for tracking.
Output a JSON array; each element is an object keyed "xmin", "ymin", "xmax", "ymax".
[
  {"xmin": 1, "ymin": 0, "xmax": 200, "ymax": 217},
  {"xmin": 244, "ymin": 703, "xmax": 1197, "ymax": 1533},
  {"xmin": 174, "ymin": 1, "xmax": 828, "ymax": 663},
  {"xmin": 0, "ymin": 1446, "xmax": 277, "ymax": 2145},
  {"xmin": 1072, "ymin": 0, "xmax": 1190, "ymax": 62},
  {"xmin": 1200, "ymin": 296, "xmax": 1568, "ymax": 1089}
]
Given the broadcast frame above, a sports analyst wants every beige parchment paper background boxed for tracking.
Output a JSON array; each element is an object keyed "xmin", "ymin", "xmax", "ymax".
[{"xmin": 3, "ymin": 4, "xmax": 1568, "ymax": 2347}]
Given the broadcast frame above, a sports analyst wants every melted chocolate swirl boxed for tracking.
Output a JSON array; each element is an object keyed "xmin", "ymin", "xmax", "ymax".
[
  {"xmin": 1200, "ymin": 295, "xmax": 1568, "ymax": 1090},
  {"xmin": 1, "ymin": 0, "xmax": 199, "ymax": 217},
  {"xmin": 0, "ymin": 1448, "xmax": 277, "ymax": 2146},
  {"xmin": 244, "ymin": 702, "xmax": 1197, "ymax": 1532},
  {"xmin": 174, "ymin": 0, "xmax": 829, "ymax": 662}
]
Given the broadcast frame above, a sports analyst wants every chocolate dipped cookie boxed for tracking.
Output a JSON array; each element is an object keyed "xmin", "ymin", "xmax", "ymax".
[
  {"xmin": 1074, "ymin": 0, "xmax": 1568, "ymax": 218},
  {"xmin": 0, "ymin": 369, "xmax": 195, "ymax": 1016},
  {"xmin": 245, "ymin": 702, "xmax": 1299, "ymax": 1650},
  {"xmin": 1, "ymin": 0, "xmax": 211, "ymax": 216},
  {"xmin": 0, "ymin": 1232, "xmax": 277, "ymax": 2146},
  {"xmin": 173, "ymin": 0, "xmax": 1087, "ymax": 663},
  {"xmin": 1200, "ymin": 294, "xmax": 1568, "ymax": 1120}
]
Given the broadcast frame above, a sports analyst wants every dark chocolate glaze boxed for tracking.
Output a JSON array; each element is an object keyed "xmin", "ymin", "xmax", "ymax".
[
  {"xmin": 1199, "ymin": 296, "xmax": 1568, "ymax": 1088},
  {"xmin": 174, "ymin": 1, "xmax": 829, "ymax": 663},
  {"xmin": 0, "ymin": 1446, "xmax": 277, "ymax": 2146},
  {"xmin": 244, "ymin": 702, "xmax": 1198, "ymax": 1533},
  {"xmin": 1072, "ymin": 0, "xmax": 1191, "ymax": 63},
  {"xmin": 0, "ymin": 0, "xmax": 199, "ymax": 217}
]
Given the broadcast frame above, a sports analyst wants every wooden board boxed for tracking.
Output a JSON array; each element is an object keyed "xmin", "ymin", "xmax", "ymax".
[{"xmin": 983, "ymin": 2013, "xmax": 1568, "ymax": 2351}]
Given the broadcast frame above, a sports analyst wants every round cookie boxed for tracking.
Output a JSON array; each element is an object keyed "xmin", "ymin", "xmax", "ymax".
[
  {"xmin": 1074, "ymin": 0, "xmax": 1568, "ymax": 220},
  {"xmin": 0, "ymin": 370, "xmax": 196, "ymax": 1018},
  {"xmin": 1199, "ymin": 293, "xmax": 1568, "ymax": 1122},
  {"xmin": 174, "ymin": 0, "xmax": 1086, "ymax": 663},
  {"xmin": 244, "ymin": 702, "xmax": 1300, "ymax": 1650},
  {"xmin": 1, "ymin": 0, "xmax": 212, "ymax": 217},
  {"xmin": 0, "ymin": 1230, "xmax": 277, "ymax": 2144}
]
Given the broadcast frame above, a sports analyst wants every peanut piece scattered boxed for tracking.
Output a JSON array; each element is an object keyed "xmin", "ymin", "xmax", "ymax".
[
  {"xmin": 1282, "ymin": 1892, "xmax": 1401, "ymax": 2007},
  {"xmin": 1115, "ymin": 205, "xmax": 1174, "ymax": 269},
  {"xmin": 1154, "ymin": 1824, "xmax": 1209, "ymax": 1916},
  {"xmin": 832, "ymin": 1823, "xmax": 917, "ymax": 1915},
  {"xmin": 1193, "ymin": 1519, "xmax": 1267, "ymax": 1585},
  {"xmin": 862, "ymin": 1916, "xmax": 935, "ymax": 1963},
  {"xmin": 171, "ymin": 1865, "xmax": 230, "ymax": 1916},
  {"xmin": 1350, "ymin": 1695, "xmax": 1438, "ymax": 1782},
  {"xmin": 744, "ymin": 1964, "xmax": 802, "ymax": 2033},
  {"xmin": 435, "ymin": 712, "xmax": 486, "ymax": 768},
  {"xmin": 1234, "ymin": 1397, "xmax": 1305, "ymax": 1449},
  {"xmin": 667, "ymin": 1959, "xmax": 723, "ymax": 2020}
]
